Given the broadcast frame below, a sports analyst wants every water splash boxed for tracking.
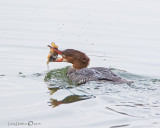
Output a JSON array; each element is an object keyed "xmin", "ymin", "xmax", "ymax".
[{"xmin": 44, "ymin": 66, "xmax": 160, "ymax": 121}]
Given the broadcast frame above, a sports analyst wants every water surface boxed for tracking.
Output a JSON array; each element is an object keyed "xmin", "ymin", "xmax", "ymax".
[{"xmin": 0, "ymin": 0, "xmax": 160, "ymax": 128}]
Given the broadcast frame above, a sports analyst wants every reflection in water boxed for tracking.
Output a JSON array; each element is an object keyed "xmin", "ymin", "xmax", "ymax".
[
  {"xmin": 49, "ymin": 94, "xmax": 91, "ymax": 108},
  {"xmin": 47, "ymin": 87, "xmax": 92, "ymax": 108},
  {"xmin": 44, "ymin": 66, "xmax": 160, "ymax": 125},
  {"xmin": 44, "ymin": 66, "xmax": 72, "ymax": 85},
  {"xmin": 48, "ymin": 87, "xmax": 60, "ymax": 95},
  {"xmin": 45, "ymin": 67, "xmax": 93, "ymax": 108}
]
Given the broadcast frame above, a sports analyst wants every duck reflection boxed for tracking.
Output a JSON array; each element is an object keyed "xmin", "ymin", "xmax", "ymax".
[
  {"xmin": 49, "ymin": 94, "xmax": 91, "ymax": 108},
  {"xmin": 45, "ymin": 68, "xmax": 93, "ymax": 108},
  {"xmin": 48, "ymin": 87, "xmax": 60, "ymax": 95},
  {"xmin": 47, "ymin": 87, "xmax": 92, "ymax": 108}
]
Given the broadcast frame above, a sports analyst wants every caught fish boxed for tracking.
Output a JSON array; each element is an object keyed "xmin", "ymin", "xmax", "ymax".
[{"xmin": 47, "ymin": 42, "xmax": 58, "ymax": 64}]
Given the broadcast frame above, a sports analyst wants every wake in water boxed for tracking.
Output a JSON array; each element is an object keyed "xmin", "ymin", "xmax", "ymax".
[
  {"xmin": 44, "ymin": 66, "xmax": 160, "ymax": 112},
  {"xmin": 19, "ymin": 66, "xmax": 160, "ymax": 127}
]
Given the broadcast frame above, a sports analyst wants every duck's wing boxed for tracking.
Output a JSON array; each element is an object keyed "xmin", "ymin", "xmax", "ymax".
[
  {"xmin": 67, "ymin": 68, "xmax": 97, "ymax": 85},
  {"xmin": 67, "ymin": 67, "xmax": 127, "ymax": 85},
  {"xmin": 91, "ymin": 67, "xmax": 127, "ymax": 83}
]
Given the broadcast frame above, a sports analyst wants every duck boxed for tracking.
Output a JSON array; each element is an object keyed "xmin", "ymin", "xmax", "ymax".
[{"xmin": 47, "ymin": 43, "xmax": 128, "ymax": 85}]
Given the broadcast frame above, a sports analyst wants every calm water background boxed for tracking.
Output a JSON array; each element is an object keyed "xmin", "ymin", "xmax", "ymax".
[{"xmin": 0, "ymin": 0, "xmax": 160, "ymax": 128}]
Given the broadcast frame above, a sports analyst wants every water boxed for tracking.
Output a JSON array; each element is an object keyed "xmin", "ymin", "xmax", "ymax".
[{"xmin": 1, "ymin": 0, "xmax": 160, "ymax": 128}]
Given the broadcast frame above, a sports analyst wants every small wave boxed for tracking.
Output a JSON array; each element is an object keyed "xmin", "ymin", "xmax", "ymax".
[{"xmin": 41, "ymin": 66, "xmax": 160, "ymax": 118}]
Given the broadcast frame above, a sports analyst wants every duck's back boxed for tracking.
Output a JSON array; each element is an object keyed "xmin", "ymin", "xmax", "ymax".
[{"xmin": 67, "ymin": 67, "xmax": 127, "ymax": 85}]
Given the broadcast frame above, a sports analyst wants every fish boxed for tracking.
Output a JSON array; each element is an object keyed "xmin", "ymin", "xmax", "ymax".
[{"xmin": 47, "ymin": 42, "xmax": 58, "ymax": 64}]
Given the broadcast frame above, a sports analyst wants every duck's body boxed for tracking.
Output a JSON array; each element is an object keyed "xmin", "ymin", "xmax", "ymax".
[
  {"xmin": 48, "ymin": 45, "xmax": 128, "ymax": 85},
  {"xmin": 67, "ymin": 67, "xmax": 127, "ymax": 85}
]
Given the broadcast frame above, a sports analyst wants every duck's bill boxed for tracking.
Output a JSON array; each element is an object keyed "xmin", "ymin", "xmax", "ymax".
[{"xmin": 54, "ymin": 57, "xmax": 64, "ymax": 62}]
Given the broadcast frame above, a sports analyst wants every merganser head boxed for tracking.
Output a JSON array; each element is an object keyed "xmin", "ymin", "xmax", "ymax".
[{"xmin": 47, "ymin": 44, "xmax": 90, "ymax": 70}]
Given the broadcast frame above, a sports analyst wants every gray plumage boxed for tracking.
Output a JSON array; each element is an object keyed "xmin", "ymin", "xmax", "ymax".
[{"xmin": 67, "ymin": 67, "xmax": 127, "ymax": 85}]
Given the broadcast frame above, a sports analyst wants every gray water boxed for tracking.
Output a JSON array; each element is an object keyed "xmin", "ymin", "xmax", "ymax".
[{"xmin": 1, "ymin": 0, "xmax": 160, "ymax": 128}]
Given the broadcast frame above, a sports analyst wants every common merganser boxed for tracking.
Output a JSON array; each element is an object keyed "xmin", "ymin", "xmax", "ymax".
[{"xmin": 47, "ymin": 43, "xmax": 128, "ymax": 85}]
